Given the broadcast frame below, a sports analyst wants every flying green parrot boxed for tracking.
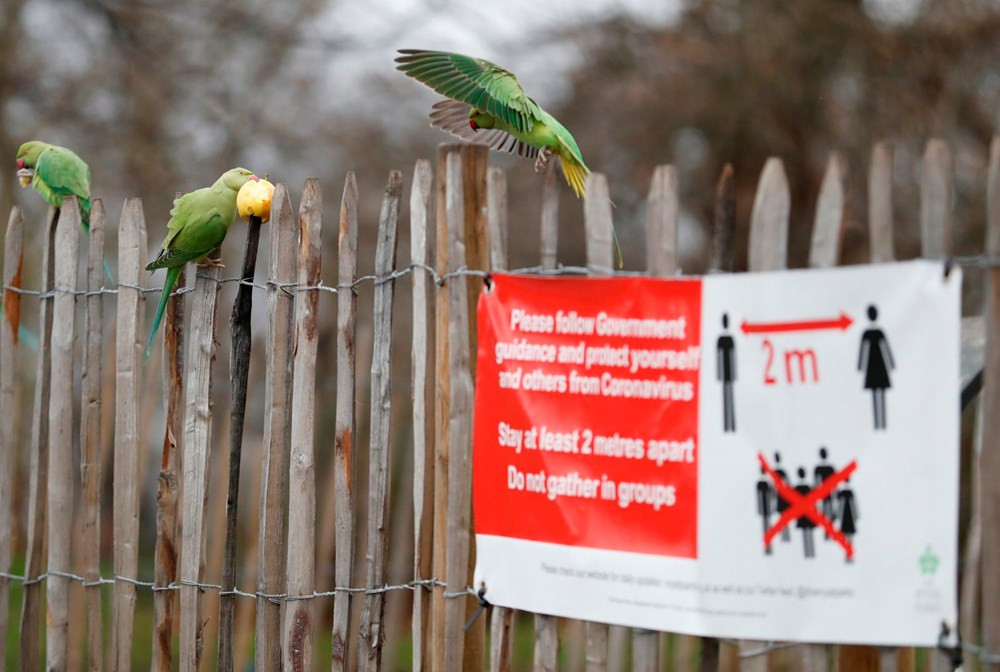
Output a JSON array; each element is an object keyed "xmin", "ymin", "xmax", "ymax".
[
  {"xmin": 15, "ymin": 140, "xmax": 113, "ymax": 281},
  {"xmin": 144, "ymin": 167, "xmax": 258, "ymax": 360},
  {"xmin": 396, "ymin": 49, "xmax": 622, "ymax": 266},
  {"xmin": 395, "ymin": 49, "xmax": 591, "ymax": 195}
]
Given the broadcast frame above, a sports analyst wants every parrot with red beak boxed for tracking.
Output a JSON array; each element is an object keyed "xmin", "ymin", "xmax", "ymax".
[{"xmin": 15, "ymin": 140, "xmax": 114, "ymax": 280}]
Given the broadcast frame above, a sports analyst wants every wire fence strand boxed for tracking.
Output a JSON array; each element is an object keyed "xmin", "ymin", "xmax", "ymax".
[
  {"xmin": 3, "ymin": 254, "xmax": 985, "ymax": 302},
  {"xmin": 0, "ymin": 569, "xmax": 456, "ymax": 605}
]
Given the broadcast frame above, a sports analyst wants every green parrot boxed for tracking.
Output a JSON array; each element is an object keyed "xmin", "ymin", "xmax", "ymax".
[
  {"xmin": 396, "ymin": 49, "xmax": 591, "ymax": 196},
  {"xmin": 396, "ymin": 49, "xmax": 622, "ymax": 266},
  {"xmin": 15, "ymin": 140, "xmax": 113, "ymax": 281},
  {"xmin": 144, "ymin": 167, "xmax": 258, "ymax": 360}
]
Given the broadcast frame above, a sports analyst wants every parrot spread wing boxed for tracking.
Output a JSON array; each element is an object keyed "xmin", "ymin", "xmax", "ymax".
[
  {"xmin": 428, "ymin": 100, "xmax": 539, "ymax": 159},
  {"xmin": 396, "ymin": 49, "xmax": 542, "ymax": 134}
]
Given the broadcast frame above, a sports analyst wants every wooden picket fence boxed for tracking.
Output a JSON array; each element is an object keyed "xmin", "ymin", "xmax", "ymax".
[{"xmin": 0, "ymin": 136, "xmax": 998, "ymax": 672}]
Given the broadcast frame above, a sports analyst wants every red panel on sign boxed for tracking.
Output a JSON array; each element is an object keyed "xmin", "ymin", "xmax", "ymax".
[{"xmin": 474, "ymin": 274, "xmax": 703, "ymax": 557}]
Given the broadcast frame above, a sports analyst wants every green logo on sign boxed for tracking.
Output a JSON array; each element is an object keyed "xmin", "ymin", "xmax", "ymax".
[{"xmin": 919, "ymin": 546, "xmax": 939, "ymax": 575}]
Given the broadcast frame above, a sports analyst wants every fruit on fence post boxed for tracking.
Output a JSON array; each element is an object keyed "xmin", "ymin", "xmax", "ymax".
[{"xmin": 238, "ymin": 177, "xmax": 275, "ymax": 222}]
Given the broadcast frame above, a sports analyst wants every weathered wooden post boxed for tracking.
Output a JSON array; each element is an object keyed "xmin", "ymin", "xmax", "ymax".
[
  {"xmin": 256, "ymin": 184, "xmax": 296, "ymax": 670},
  {"xmin": 584, "ymin": 172, "xmax": 615, "ymax": 672},
  {"xmin": 0, "ymin": 206, "xmax": 23, "ymax": 668},
  {"xmin": 283, "ymin": 178, "xmax": 323, "ymax": 669},
  {"xmin": 431, "ymin": 142, "xmax": 489, "ymax": 672},
  {"xmin": 739, "ymin": 157, "xmax": 789, "ymax": 672},
  {"xmin": 486, "ymin": 166, "xmax": 516, "ymax": 672},
  {"xmin": 111, "ymin": 199, "xmax": 146, "ymax": 672},
  {"xmin": 411, "ymin": 159, "xmax": 435, "ymax": 671},
  {"xmin": 358, "ymin": 170, "xmax": 403, "ymax": 671},
  {"xmin": 332, "ymin": 172, "xmax": 360, "ymax": 672},
  {"xmin": 46, "ymin": 195, "xmax": 81, "ymax": 670}
]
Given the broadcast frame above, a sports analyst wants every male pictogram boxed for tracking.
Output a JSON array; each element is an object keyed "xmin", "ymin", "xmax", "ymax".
[
  {"xmin": 773, "ymin": 452, "xmax": 791, "ymax": 541},
  {"xmin": 794, "ymin": 467, "xmax": 817, "ymax": 559},
  {"xmin": 756, "ymin": 467, "xmax": 774, "ymax": 555},
  {"xmin": 814, "ymin": 447, "xmax": 836, "ymax": 539},
  {"xmin": 758, "ymin": 453, "xmax": 858, "ymax": 560},
  {"xmin": 716, "ymin": 313, "xmax": 737, "ymax": 432}
]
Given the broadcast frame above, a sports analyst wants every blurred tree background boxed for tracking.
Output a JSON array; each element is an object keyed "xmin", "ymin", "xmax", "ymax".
[
  {"xmin": 1, "ymin": 0, "xmax": 998, "ymax": 667},
  {"xmin": 2, "ymin": 0, "xmax": 997, "ymax": 270}
]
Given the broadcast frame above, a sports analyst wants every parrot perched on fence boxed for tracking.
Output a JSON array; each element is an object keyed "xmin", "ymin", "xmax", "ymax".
[
  {"xmin": 396, "ymin": 49, "xmax": 623, "ymax": 266},
  {"xmin": 144, "ymin": 167, "xmax": 258, "ymax": 360},
  {"xmin": 15, "ymin": 140, "xmax": 113, "ymax": 281}
]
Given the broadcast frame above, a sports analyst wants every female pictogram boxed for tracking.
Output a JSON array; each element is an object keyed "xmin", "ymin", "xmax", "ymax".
[
  {"xmin": 857, "ymin": 304, "xmax": 895, "ymax": 430},
  {"xmin": 836, "ymin": 478, "xmax": 859, "ymax": 563}
]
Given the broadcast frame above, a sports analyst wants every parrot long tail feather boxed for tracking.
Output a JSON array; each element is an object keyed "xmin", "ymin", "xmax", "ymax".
[
  {"xmin": 559, "ymin": 158, "xmax": 624, "ymax": 268},
  {"xmin": 101, "ymin": 260, "xmax": 114, "ymax": 284},
  {"xmin": 611, "ymin": 225, "xmax": 624, "ymax": 269},
  {"xmin": 558, "ymin": 157, "xmax": 588, "ymax": 199},
  {"xmin": 145, "ymin": 266, "xmax": 180, "ymax": 363},
  {"xmin": 18, "ymin": 325, "xmax": 39, "ymax": 351}
]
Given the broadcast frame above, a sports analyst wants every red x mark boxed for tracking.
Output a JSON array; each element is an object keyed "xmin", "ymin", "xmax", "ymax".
[{"xmin": 758, "ymin": 453, "xmax": 857, "ymax": 560}]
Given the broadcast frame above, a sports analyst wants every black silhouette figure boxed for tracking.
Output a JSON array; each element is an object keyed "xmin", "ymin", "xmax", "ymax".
[
  {"xmin": 717, "ymin": 313, "xmax": 737, "ymax": 432},
  {"xmin": 858, "ymin": 304, "xmax": 895, "ymax": 430},
  {"xmin": 836, "ymin": 477, "xmax": 859, "ymax": 564},
  {"xmin": 774, "ymin": 452, "xmax": 791, "ymax": 542},
  {"xmin": 794, "ymin": 467, "xmax": 816, "ymax": 559},
  {"xmin": 756, "ymin": 467, "xmax": 774, "ymax": 555},
  {"xmin": 814, "ymin": 448, "xmax": 836, "ymax": 539}
]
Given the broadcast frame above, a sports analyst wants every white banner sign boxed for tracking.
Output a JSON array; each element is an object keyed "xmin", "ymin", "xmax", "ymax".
[{"xmin": 473, "ymin": 261, "xmax": 960, "ymax": 646}]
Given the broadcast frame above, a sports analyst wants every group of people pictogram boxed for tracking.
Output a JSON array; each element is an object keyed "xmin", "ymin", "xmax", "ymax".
[{"xmin": 756, "ymin": 449, "xmax": 859, "ymax": 561}]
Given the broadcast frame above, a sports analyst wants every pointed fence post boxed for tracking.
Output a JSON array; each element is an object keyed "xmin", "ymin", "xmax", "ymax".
[
  {"xmin": 799, "ymin": 154, "xmax": 846, "ymax": 672},
  {"xmin": 283, "ymin": 178, "xmax": 323, "ymax": 669},
  {"xmin": 358, "ymin": 170, "xmax": 403, "ymax": 671},
  {"xmin": 431, "ymin": 142, "xmax": 489, "ymax": 672},
  {"xmin": 411, "ymin": 160, "xmax": 435, "ymax": 672},
  {"xmin": 486, "ymin": 166, "xmax": 516, "ymax": 672},
  {"xmin": 81, "ymin": 200, "xmax": 105, "ymax": 672},
  {"xmin": 256, "ymin": 183, "xmax": 297, "ymax": 669},
  {"xmin": 534, "ymin": 167, "xmax": 562, "ymax": 672},
  {"xmin": 634, "ymin": 165, "xmax": 679, "ymax": 672},
  {"xmin": 739, "ymin": 158, "xmax": 790, "ymax": 672},
  {"xmin": 868, "ymin": 142, "xmax": 895, "ymax": 264},
  {"xmin": 583, "ymin": 173, "xmax": 614, "ymax": 672},
  {"xmin": 920, "ymin": 139, "xmax": 953, "ymax": 260},
  {"xmin": 442, "ymin": 152, "xmax": 477, "ymax": 672},
  {"xmin": 111, "ymin": 199, "xmax": 146, "ymax": 672},
  {"xmin": 178, "ymin": 245, "xmax": 224, "ymax": 672},
  {"xmin": 19, "ymin": 205, "xmax": 56, "ymax": 671},
  {"xmin": 217, "ymin": 208, "xmax": 258, "ymax": 671},
  {"xmin": 46, "ymin": 196, "xmax": 81, "ymax": 670},
  {"xmin": 707, "ymin": 164, "xmax": 736, "ymax": 672},
  {"xmin": 332, "ymin": 172, "xmax": 360, "ymax": 672},
  {"xmin": 153, "ymin": 251, "xmax": 183, "ymax": 672},
  {"xmin": 981, "ymin": 135, "xmax": 1000, "ymax": 672},
  {"xmin": 919, "ymin": 139, "xmax": 954, "ymax": 672},
  {"xmin": 0, "ymin": 206, "xmax": 23, "ymax": 668}
]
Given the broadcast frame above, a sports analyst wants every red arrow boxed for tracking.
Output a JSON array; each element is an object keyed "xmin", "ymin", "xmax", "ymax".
[{"xmin": 740, "ymin": 312, "xmax": 853, "ymax": 335}]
